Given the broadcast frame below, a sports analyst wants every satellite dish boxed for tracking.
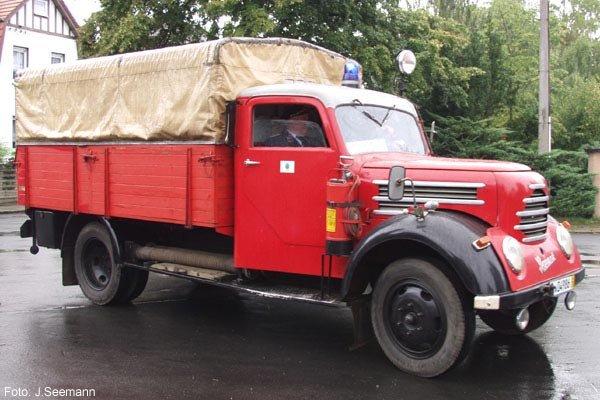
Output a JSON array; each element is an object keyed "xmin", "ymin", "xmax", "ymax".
[{"xmin": 396, "ymin": 50, "xmax": 416, "ymax": 75}]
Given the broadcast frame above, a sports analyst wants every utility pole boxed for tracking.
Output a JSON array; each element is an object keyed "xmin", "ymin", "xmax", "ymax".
[{"xmin": 538, "ymin": 0, "xmax": 551, "ymax": 154}]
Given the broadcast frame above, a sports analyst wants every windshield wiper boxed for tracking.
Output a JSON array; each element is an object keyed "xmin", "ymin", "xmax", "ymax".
[
  {"xmin": 380, "ymin": 104, "xmax": 396, "ymax": 126},
  {"xmin": 351, "ymin": 99, "xmax": 383, "ymax": 127}
]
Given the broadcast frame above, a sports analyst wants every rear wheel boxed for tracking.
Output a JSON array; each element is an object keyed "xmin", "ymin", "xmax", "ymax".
[
  {"xmin": 371, "ymin": 258, "xmax": 475, "ymax": 377},
  {"xmin": 479, "ymin": 297, "xmax": 557, "ymax": 335},
  {"xmin": 74, "ymin": 222, "xmax": 147, "ymax": 305}
]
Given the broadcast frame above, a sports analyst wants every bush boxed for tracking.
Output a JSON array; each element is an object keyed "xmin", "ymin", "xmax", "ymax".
[
  {"xmin": 0, "ymin": 144, "xmax": 14, "ymax": 166},
  {"xmin": 430, "ymin": 115, "xmax": 597, "ymax": 217}
]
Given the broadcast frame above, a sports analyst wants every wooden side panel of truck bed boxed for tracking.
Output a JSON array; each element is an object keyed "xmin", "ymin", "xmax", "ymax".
[{"xmin": 15, "ymin": 144, "xmax": 234, "ymax": 234}]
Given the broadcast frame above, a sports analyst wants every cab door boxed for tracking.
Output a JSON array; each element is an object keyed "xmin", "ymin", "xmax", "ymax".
[{"xmin": 234, "ymin": 96, "xmax": 339, "ymax": 276}]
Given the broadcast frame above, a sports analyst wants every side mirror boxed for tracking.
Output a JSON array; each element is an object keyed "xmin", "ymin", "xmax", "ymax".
[
  {"xmin": 396, "ymin": 50, "xmax": 416, "ymax": 75},
  {"xmin": 388, "ymin": 166, "xmax": 406, "ymax": 201}
]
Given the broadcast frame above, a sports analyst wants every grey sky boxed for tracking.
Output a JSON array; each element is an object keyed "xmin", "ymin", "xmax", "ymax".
[{"xmin": 63, "ymin": 0, "xmax": 101, "ymax": 24}]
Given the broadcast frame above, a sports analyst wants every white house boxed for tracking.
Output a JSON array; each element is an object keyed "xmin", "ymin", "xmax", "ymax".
[{"xmin": 0, "ymin": 0, "xmax": 78, "ymax": 148}]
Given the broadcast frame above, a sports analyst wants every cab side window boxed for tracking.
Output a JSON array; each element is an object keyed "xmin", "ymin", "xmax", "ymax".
[{"xmin": 253, "ymin": 104, "xmax": 327, "ymax": 148}]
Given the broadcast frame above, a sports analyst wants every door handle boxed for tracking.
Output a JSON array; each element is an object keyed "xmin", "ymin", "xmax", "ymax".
[
  {"xmin": 243, "ymin": 159, "xmax": 261, "ymax": 166},
  {"xmin": 82, "ymin": 154, "xmax": 98, "ymax": 163}
]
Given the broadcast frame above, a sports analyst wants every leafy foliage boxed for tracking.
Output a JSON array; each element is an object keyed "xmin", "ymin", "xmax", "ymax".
[
  {"xmin": 79, "ymin": 0, "xmax": 208, "ymax": 57},
  {"xmin": 0, "ymin": 145, "xmax": 15, "ymax": 170},
  {"xmin": 79, "ymin": 0, "xmax": 600, "ymax": 216},
  {"xmin": 431, "ymin": 115, "xmax": 597, "ymax": 217}
]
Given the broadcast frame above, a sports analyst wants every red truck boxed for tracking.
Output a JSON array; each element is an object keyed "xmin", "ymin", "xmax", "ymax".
[{"xmin": 14, "ymin": 38, "xmax": 584, "ymax": 377}]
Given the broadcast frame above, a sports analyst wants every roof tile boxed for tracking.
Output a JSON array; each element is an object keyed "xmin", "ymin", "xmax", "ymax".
[{"xmin": 0, "ymin": 0, "xmax": 25, "ymax": 22}]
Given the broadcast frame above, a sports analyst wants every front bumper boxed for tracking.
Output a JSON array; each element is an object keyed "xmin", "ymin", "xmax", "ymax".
[{"xmin": 474, "ymin": 267, "xmax": 585, "ymax": 310}]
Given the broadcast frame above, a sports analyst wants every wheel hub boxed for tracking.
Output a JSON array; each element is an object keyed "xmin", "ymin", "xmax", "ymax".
[
  {"xmin": 387, "ymin": 282, "xmax": 446, "ymax": 357},
  {"xmin": 82, "ymin": 239, "xmax": 112, "ymax": 291},
  {"xmin": 403, "ymin": 312, "xmax": 416, "ymax": 325}
]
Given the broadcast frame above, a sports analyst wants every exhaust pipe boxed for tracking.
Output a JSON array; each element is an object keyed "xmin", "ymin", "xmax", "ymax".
[{"xmin": 129, "ymin": 243, "xmax": 235, "ymax": 274}]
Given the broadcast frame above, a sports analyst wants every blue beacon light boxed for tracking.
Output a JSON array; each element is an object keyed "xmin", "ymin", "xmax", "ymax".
[{"xmin": 342, "ymin": 60, "xmax": 362, "ymax": 88}]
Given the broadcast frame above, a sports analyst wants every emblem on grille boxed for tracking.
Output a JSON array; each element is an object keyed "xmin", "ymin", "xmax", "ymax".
[{"xmin": 535, "ymin": 252, "xmax": 556, "ymax": 273}]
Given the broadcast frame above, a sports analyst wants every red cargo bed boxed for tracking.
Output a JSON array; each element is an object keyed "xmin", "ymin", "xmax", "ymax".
[{"xmin": 15, "ymin": 144, "xmax": 234, "ymax": 235}]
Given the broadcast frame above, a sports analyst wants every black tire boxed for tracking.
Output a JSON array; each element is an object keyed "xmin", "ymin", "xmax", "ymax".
[
  {"xmin": 479, "ymin": 297, "xmax": 557, "ymax": 335},
  {"xmin": 371, "ymin": 258, "xmax": 475, "ymax": 378},
  {"xmin": 74, "ymin": 222, "xmax": 145, "ymax": 305}
]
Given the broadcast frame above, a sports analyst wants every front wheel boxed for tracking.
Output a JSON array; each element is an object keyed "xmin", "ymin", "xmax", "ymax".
[
  {"xmin": 479, "ymin": 297, "xmax": 557, "ymax": 335},
  {"xmin": 371, "ymin": 258, "xmax": 475, "ymax": 377}
]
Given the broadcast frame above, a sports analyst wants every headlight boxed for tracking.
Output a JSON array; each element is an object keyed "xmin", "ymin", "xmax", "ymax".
[
  {"xmin": 556, "ymin": 224, "xmax": 574, "ymax": 258},
  {"xmin": 502, "ymin": 236, "xmax": 524, "ymax": 274}
]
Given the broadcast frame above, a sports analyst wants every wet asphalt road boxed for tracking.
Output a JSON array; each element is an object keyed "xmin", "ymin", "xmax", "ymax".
[{"xmin": 0, "ymin": 213, "xmax": 599, "ymax": 400}]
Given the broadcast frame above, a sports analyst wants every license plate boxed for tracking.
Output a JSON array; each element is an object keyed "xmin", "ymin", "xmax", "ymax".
[{"xmin": 551, "ymin": 275, "xmax": 575, "ymax": 297}]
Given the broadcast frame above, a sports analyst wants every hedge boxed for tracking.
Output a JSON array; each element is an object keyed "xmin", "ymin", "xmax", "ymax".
[{"xmin": 430, "ymin": 115, "xmax": 597, "ymax": 218}]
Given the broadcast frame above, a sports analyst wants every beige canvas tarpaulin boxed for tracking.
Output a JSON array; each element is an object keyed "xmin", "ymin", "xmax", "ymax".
[{"xmin": 15, "ymin": 37, "xmax": 348, "ymax": 143}]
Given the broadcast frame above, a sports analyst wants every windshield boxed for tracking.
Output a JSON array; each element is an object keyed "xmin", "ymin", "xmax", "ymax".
[{"xmin": 335, "ymin": 105, "xmax": 426, "ymax": 155}]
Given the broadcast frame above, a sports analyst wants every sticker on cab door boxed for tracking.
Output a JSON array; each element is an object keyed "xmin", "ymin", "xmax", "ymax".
[{"xmin": 280, "ymin": 160, "xmax": 295, "ymax": 174}]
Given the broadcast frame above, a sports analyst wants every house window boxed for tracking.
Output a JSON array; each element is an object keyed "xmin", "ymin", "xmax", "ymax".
[
  {"xmin": 33, "ymin": 0, "xmax": 49, "ymax": 17},
  {"xmin": 51, "ymin": 52, "xmax": 65, "ymax": 64},
  {"xmin": 13, "ymin": 46, "xmax": 28, "ymax": 76}
]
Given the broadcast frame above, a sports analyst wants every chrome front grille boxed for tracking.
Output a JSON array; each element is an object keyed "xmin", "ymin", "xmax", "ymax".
[
  {"xmin": 372, "ymin": 180, "xmax": 485, "ymax": 216},
  {"xmin": 515, "ymin": 184, "xmax": 549, "ymax": 242}
]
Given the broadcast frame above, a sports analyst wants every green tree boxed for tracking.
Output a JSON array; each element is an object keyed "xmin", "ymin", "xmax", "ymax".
[{"xmin": 79, "ymin": 0, "xmax": 208, "ymax": 57}]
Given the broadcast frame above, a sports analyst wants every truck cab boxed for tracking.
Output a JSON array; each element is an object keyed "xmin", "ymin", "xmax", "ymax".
[{"xmin": 234, "ymin": 82, "xmax": 581, "ymax": 291}]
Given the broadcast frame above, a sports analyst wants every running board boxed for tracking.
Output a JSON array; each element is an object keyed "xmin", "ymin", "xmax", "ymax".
[
  {"xmin": 124, "ymin": 262, "xmax": 343, "ymax": 307},
  {"xmin": 232, "ymin": 281, "xmax": 341, "ymax": 306}
]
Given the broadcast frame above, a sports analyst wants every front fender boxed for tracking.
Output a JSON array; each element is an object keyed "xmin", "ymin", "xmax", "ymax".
[{"xmin": 342, "ymin": 211, "xmax": 509, "ymax": 300}]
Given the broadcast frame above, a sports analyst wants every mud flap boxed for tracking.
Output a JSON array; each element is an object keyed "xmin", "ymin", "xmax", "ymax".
[
  {"xmin": 20, "ymin": 219, "xmax": 33, "ymax": 238},
  {"xmin": 349, "ymin": 295, "xmax": 373, "ymax": 351}
]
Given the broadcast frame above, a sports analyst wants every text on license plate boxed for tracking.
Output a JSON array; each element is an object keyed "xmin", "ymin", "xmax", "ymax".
[{"xmin": 551, "ymin": 275, "xmax": 576, "ymax": 297}]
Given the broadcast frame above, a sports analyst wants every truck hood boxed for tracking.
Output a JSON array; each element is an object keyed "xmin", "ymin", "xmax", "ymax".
[{"xmin": 356, "ymin": 152, "xmax": 530, "ymax": 172}]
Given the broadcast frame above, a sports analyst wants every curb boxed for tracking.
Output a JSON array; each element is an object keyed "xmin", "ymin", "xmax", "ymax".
[
  {"xmin": 0, "ymin": 208, "xmax": 24, "ymax": 215},
  {"xmin": 571, "ymin": 229, "xmax": 600, "ymax": 234}
]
